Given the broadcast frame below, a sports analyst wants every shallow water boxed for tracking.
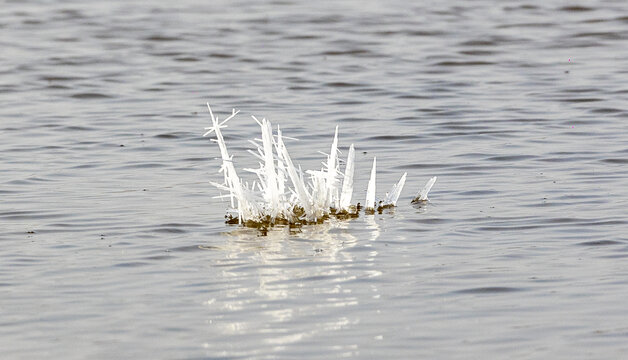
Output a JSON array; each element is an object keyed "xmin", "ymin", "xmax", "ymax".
[{"xmin": 2, "ymin": 0, "xmax": 628, "ymax": 358}]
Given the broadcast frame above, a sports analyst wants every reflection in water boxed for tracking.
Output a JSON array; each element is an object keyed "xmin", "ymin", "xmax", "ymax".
[
  {"xmin": 364, "ymin": 215, "xmax": 383, "ymax": 281},
  {"xmin": 203, "ymin": 218, "xmax": 381, "ymax": 356},
  {"xmin": 365, "ymin": 214, "xmax": 380, "ymax": 242}
]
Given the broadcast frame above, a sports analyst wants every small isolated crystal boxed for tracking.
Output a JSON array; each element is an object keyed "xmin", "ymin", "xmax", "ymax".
[{"xmin": 412, "ymin": 176, "xmax": 438, "ymax": 203}]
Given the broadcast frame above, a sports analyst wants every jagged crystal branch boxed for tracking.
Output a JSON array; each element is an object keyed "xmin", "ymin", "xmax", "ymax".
[{"xmin": 204, "ymin": 104, "xmax": 264, "ymax": 222}]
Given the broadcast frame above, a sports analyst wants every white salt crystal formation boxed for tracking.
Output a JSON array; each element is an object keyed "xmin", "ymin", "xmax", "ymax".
[{"xmin": 204, "ymin": 104, "xmax": 436, "ymax": 227}]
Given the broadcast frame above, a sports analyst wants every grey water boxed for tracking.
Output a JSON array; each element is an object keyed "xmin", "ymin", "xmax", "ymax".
[{"xmin": 2, "ymin": 0, "xmax": 628, "ymax": 358}]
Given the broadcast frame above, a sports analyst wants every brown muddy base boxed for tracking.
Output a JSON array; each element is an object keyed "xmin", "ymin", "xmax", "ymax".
[
  {"xmin": 411, "ymin": 198, "xmax": 429, "ymax": 205},
  {"xmin": 364, "ymin": 202, "xmax": 396, "ymax": 215},
  {"xmin": 224, "ymin": 201, "xmax": 408, "ymax": 235},
  {"xmin": 224, "ymin": 205, "xmax": 362, "ymax": 232}
]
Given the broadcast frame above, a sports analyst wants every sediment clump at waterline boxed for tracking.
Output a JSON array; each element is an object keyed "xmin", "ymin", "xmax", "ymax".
[
  {"xmin": 224, "ymin": 205, "xmax": 360, "ymax": 228},
  {"xmin": 204, "ymin": 104, "xmax": 436, "ymax": 228}
]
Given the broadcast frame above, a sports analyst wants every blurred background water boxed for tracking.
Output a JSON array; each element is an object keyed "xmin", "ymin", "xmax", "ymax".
[{"xmin": 1, "ymin": 0, "xmax": 628, "ymax": 358}]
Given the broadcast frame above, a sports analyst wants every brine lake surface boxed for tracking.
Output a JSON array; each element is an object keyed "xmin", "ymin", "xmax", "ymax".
[{"xmin": 2, "ymin": 0, "xmax": 628, "ymax": 358}]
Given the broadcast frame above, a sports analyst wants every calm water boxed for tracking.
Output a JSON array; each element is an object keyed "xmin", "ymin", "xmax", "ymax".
[{"xmin": 2, "ymin": 0, "xmax": 628, "ymax": 358}]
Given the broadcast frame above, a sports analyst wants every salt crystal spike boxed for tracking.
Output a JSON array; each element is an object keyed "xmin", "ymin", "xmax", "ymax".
[
  {"xmin": 206, "ymin": 104, "xmax": 265, "ymax": 222},
  {"xmin": 325, "ymin": 125, "xmax": 339, "ymax": 209},
  {"xmin": 339, "ymin": 144, "xmax": 355, "ymax": 211},
  {"xmin": 260, "ymin": 118, "xmax": 280, "ymax": 219},
  {"xmin": 276, "ymin": 128, "xmax": 313, "ymax": 219},
  {"xmin": 412, "ymin": 176, "xmax": 437, "ymax": 203},
  {"xmin": 384, "ymin": 172, "xmax": 407, "ymax": 206},
  {"xmin": 365, "ymin": 157, "xmax": 376, "ymax": 211}
]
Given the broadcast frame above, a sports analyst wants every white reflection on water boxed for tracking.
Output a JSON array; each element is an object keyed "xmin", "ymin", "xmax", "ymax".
[
  {"xmin": 364, "ymin": 215, "xmax": 383, "ymax": 282},
  {"xmin": 365, "ymin": 213, "xmax": 380, "ymax": 242},
  {"xmin": 203, "ymin": 218, "xmax": 380, "ymax": 355}
]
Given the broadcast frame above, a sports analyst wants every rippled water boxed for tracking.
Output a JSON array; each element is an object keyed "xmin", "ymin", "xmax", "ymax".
[{"xmin": 2, "ymin": 0, "xmax": 628, "ymax": 358}]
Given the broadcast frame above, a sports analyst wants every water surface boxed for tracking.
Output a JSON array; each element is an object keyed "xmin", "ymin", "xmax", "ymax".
[{"xmin": 2, "ymin": 0, "xmax": 628, "ymax": 358}]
